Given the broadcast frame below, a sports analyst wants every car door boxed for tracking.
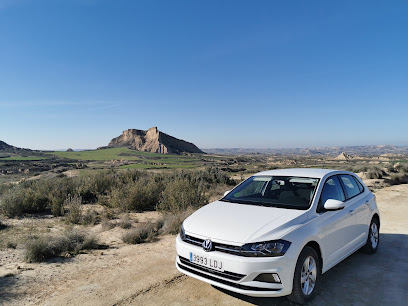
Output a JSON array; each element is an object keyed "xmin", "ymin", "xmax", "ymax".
[
  {"xmin": 317, "ymin": 175, "xmax": 356, "ymax": 270},
  {"xmin": 339, "ymin": 174, "xmax": 371, "ymax": 248}
]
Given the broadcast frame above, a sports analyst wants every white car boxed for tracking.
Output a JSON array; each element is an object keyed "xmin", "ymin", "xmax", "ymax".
[{"xmin": 176, "ymin": 168, "xmax": 380, "ymax": 304}]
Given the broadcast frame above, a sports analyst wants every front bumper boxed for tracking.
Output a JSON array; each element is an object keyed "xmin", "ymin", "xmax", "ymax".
[{"xmin": 175, "ymin": 234, "xmax": 297, "ymax": 297}]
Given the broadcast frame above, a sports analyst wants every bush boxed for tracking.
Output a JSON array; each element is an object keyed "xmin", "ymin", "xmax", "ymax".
[
  {"xmin": 0, "ymin": 187, "xmax": 50, "ymax": 217},
  {"xmin": 367, "ymin": 168, "xmax": 386, "ymax": 179},
  {"xmin": 101, "ymin": 218, "xmax": 116, "ymax": 231},
  {"xmin": 111, "ymin": 178, "xmax": 162, "ymax": 212},
  {"xmin": 118, "ymin": 214, "xmax": 132, "ymax": 229},
  {"xmin": 387, "ymin": 174, "xmax": 408, "ymax": 185},
  {"xmin": 24, "ymin": 230, "xmax": 97, "ymax": 263},
  {"xmin": 64, "ymin": 195, "xmax": 83, "ymax": 224},
  {"xmin": 157, "ymin": 179, "xmax": 208, "ymax": 212},
  {"xmin": 6, "ymin": 241, "xmax": 17, "ymax": 249},
  {"xmin": 0, "ymin": 167, "xmax": 234, "ymax": 217},
  {"xmin": 122, "ymin": 222, "xmax": 161, "ymax": 244},
  {"xmin": 81, "ymin": 209, "xmax": 100, "ymax": 225},
  {"xmin": 160, "ymin": 208, "xmax": 195, "ymax": 235}
]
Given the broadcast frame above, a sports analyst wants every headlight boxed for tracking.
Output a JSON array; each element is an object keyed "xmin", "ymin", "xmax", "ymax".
[
  {"xmin": 240, "ymin": 239, "xmax": 291, "ymax": 257},
  {"xmin": 180, "ymin": 224, "xmax": 186, "ymax": 241}
]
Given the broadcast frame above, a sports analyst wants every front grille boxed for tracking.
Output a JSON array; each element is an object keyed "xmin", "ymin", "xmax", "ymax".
[
  {"xmin": 184, "ymin": 235, "xmax": 242, "ymax": 255},
  {"xmin": 179, "ymin": 256, "xmax": 245, "ymax": 281},
  {"xmin": 177, "ymin": 262, "xmax": 279, "ymax": 292}
]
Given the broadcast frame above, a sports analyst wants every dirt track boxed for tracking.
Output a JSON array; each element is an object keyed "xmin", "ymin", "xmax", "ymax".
[{"xmin": 1, "ymin": 185, "xmax": 407, "ymax": 305}]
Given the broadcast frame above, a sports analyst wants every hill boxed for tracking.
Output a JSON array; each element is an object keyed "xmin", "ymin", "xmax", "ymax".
[
  {"xmin": 335, "ymin": 152, "xmax": 353, "ymax": 160},
  {"xmin": 0, "ymin": 140, "xmax": 34, "ymax": 155},
  {"xmin": 99, "ymin": 127, "xmax": 203, "ymax": 154}
]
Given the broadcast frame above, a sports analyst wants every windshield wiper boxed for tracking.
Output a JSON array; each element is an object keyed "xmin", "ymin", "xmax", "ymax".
[
  {"xmin": 233, "ymin": 199, "xmax": 272, "ymax": 207},
  {"xmin": 219, "ymin": 198, "xmax": 231, "ymax": 202}
]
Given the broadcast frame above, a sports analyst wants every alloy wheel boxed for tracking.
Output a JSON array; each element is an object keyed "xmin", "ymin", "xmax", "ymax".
[
  {"xmin": 370, "ymin": 222, "xmax": 379, "ymax": 249},
  {"xmin": 301, "ymin": 255, "xmax": 317, "ymax": 296}
]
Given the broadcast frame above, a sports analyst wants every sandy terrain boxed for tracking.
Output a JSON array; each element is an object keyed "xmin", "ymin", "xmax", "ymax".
[{"xmin": 1, "ymin": 185, "xmax": 407, "ymax": 306}]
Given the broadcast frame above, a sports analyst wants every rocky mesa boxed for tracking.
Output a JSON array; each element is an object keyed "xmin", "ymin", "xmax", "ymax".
[{"xmin": 100, "ymin": 127, "xmax": 203, "ymax": 154}]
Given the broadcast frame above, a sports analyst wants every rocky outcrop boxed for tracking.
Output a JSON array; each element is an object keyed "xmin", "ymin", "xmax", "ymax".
[
  {"xmin": 335, "ymin": 152, "xmax": 353, "ymax": 161},
  {"xmin": 100, "ymin": 127, "xmax": 203, "ymax": 154}
]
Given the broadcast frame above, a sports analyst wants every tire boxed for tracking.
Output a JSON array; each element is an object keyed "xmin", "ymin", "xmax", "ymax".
[
  {"xmin": 362, "ymin": 217, "xmax": 380, "ymax": 254},
  {"xmin": 287, "ymin": 246, "xmax": 321, "ymax": 305}
]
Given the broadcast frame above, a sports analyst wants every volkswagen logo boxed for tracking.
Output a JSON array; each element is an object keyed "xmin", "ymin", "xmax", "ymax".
[{"xmin": 202, "ymin": 239, "xmax": 213, "ymax": 252}]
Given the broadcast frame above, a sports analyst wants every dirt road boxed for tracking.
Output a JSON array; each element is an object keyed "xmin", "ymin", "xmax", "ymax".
[{"xmin": 1, "ymin": 185, "xmax": 407, "ymax": 305}]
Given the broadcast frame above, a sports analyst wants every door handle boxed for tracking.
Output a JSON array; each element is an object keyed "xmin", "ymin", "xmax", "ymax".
[
  {"xmin": 348, "ymin": 210, "xmax": 355, "ymax": 215},
  {"xmin": 365, "ymin": 200, "xmax": 370, "ymax": 205}
]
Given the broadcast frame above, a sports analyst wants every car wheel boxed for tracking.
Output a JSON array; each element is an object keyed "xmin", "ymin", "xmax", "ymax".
[
  {"xmin": 287, "ymin": 246, "xmax": 320, "ymax": 305},
  {"xmin": 363, "ymin": 217, "xmax": 380, "ymax": 254}
]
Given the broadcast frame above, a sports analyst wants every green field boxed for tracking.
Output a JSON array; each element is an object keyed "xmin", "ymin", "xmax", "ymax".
[
  {"xmin": 50, "ymin": 147, "xmax": 182, "ymax": 161},
  {"xmin": 0, "ymin": 156, "xmax": 48, "ymax": 161},
  {"xmin": 119, "ymin": 163, "xmax": 198, "ymax": 170},
  {"xmin": 49, "ymin": 147, "xmax": 208, "ymax": 169}
]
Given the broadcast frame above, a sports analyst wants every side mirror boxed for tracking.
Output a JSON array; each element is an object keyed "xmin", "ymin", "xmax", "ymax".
[
  {"xmin": 223, "ymin": 190, "xmax": 231, "ymax": 197},
  {"xmin": 324, "ymin": 199, "xmax": 345, "ymax": 211}
]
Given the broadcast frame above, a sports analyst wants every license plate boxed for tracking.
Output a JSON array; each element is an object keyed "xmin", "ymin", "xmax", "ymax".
[{"xmin": 190, "ymin": 252, "xmax": 224, "ymax": 271}]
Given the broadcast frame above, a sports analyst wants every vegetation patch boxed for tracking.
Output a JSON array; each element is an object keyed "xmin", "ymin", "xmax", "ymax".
[
  {"xmin": 24, "ymin": 230, "xmax": 98, "ymax": 263},
  {"xmin": 159, "ymin": 208, "xmax": 196, "ymax": 235},
  {"xmin": 122, "ymin": 222, "xmax": 161, "ymax": 244}
]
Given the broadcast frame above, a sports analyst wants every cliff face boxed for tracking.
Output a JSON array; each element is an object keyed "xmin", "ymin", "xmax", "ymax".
[{"xmin": 103, "ymin": 127, "xmax": 203, "ymax": 154}]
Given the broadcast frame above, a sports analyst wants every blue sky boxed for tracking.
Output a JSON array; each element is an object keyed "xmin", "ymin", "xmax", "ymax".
[{"xmin": 0, "ymin": 0, "xmax": 407, "ymax": 150}]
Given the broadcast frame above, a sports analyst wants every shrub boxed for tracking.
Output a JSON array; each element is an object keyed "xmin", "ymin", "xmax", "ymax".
[
  {"xmin": 160, "ymin": 208, "xmax": 195, "ymax": 235},
  {"xmin": 0, "ymin": 183, "xmax": 13, "ymax": 197},
  {"xmin": 24, "ymin": 230, "xmax": 97, "ymax": 263},
  {"xmin": 157, "ymin": 179, "xmax": 208, "ymax": 212},
  {"xmin": 387, "ymin": 174, "xmax": 408, "ymax": 185},
  {"xmin": 64, "ymin": 195, "xmax": 82, "ymax": 224},
  {"xmin": 122, "ymin": 222, "xmax": 160, "ymax": 244},
  {"xmin": 367, "ymin": 168, "xmax": 386, "ymax": 179},
  {"xmin": 101, "ymin": 218, "xmax": 116, "ymax": 231},
  {"xmin": 6, "ymin": 241, "xmax": 17, "ymax": 249},
  {"xmin": 111, "ymin": 178, "xmax": 162, "ymax": 212},
  {"xmin": 118, "ymin": 214, "xmax": 132, "ymax": 229},
  {"xmin": 0, "ymin": 187, "xmax": 49, "ymax": 217},
  {"xmin": 81, "ymin": 209, "xmax": 100, "ymax": 225}
]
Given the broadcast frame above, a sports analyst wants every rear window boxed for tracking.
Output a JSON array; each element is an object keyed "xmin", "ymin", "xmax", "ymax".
[{"xmin": 339, "ymin": 174, "xmax": 362, "ymax": 199}]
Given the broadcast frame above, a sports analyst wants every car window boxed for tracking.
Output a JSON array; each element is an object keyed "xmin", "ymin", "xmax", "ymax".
[
  {"xmin": 222, "ymin": 175, "xmax": 319, "ymax": 210},
  {"xmin": 339, "ymin": 175, "xmax": 361, "ymax": 199},
  {"xmin": 319, "ymin": 176, "xmax": 345, "ymax": 210},
  {"xmin": 352, "ymin": 176, "xmax": 364, "ymax": 192}
]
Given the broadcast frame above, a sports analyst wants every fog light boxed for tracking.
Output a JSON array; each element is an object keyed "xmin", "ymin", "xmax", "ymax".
[{"xmin": 254, "ymin": 273, "xmax": 281, "ymax": 283}]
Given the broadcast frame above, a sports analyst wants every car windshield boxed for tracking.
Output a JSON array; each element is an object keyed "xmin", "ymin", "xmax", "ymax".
[{"xmin": 221, "ymin": 175, "xmax": 319, "ymax": 210}]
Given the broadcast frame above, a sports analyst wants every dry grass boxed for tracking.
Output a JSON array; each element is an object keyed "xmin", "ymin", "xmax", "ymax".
[
  {"xmin": 118, "ymin": 214, "xmax": 133, "ymax": 229},
  {"xmin": 101, "ymin": 218, "xmax": 116, "ymax": 231},
  {"xmin": 159, "ymin": 207, "xmax": 196, "ymax": 235},
  {"xmin": 24, "ymin": 230, "xmax": 98, "ymax": 263},
  {"xmin": 122, "ymin": 222, "xmax": 161, "ymax": 244}
]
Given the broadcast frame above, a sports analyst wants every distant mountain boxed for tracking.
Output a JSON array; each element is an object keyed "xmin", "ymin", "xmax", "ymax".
[
  {"xmin": 203, "ymin": 145, "xmax": 408, "ymax": 156},
  {"xmin": 99, "ymin": 127, "xmax": 203, "ymax": 154}
]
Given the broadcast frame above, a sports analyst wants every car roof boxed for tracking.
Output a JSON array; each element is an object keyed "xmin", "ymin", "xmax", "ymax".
[{"xmin": 253, "ymin": 168, "xmax": 345, "ymax": 179}]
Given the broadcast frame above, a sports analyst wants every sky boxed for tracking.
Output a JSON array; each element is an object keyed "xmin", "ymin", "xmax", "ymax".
[{"xmin": 0, "ymin": 0, "xmax": 407, "ymax": 150}]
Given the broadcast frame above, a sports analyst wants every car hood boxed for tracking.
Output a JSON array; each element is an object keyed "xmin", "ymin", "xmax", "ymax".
[{"xmin": 183, "ymin": 200, "xmax": 309, "ymax": 244}]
